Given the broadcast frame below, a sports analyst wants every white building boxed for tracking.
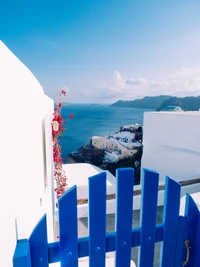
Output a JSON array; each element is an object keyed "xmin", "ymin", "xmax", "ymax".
[
  {"xmin": 0, "ymin": 41, "xmax": 55, "ymax": 267},
  {"xmin": 141, "ymin": 111, "xmax": 200, "ymax": 184},
  {"xmin": 92, "ymin": 132, "xmax": 140, "ymax": 161}
]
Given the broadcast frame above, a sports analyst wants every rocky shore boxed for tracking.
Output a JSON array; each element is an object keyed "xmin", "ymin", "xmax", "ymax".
[{"xmin": 66, "ymin": 124, "xmax": 143, "ymax": 185}]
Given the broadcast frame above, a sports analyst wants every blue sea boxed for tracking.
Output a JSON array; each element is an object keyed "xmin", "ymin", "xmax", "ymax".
[{"xmin": 59, "ymin": 104, "xmax": 152, "ymax": 161}]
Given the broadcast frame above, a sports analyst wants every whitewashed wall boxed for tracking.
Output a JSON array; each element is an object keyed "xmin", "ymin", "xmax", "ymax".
[
  {"xmin": 141, "ymin": 111, "xmax": 200, "ymax": 183},
  {"xmin": 0, "ymin": 41, "xmax": 54, "ymax": 267}
]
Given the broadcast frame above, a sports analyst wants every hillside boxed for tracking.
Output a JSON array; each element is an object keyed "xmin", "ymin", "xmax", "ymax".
[
  {"xmin": 157, "ymin": 96, "xmax": 200, "ymax": 111},
  {"xmin": 111, "ymin": 95, "xmax": 172, "ymax": 109},
  {"xmin": 156, "ymin": 97, "xmax": 183, "ymax": 111},
  {"xmin": 111, "ymin": 95, "xmax": 200, "ymax": 111}
]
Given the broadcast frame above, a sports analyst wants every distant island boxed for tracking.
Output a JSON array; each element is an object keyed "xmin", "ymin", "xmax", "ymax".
[{"xmin": 111, "ymin": 95, "xmax": 200, "ymax": 111}]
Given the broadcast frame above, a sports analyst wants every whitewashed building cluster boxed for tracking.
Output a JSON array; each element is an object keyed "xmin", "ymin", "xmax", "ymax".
[{"xmin": 91, "ymin": 127, "xmax": 142, "ymax": 162}]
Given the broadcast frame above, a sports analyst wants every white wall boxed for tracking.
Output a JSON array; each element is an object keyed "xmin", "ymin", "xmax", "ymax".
[
  {"xmin": 141, "ymin": 111, "xmax": 200, "ymax": 183},
  {"xmin": 62, "ymin": 163, "xmax": 116, "ymax": 199},
  {"xmin": 0, "ymin": 41, "xmax": 54, "ymax": 266}
]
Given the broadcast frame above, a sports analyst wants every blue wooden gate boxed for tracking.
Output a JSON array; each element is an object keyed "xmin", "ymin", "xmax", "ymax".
[{"xmin": 13, "ymin": 168, "xmax": 200, "ymax": 267}]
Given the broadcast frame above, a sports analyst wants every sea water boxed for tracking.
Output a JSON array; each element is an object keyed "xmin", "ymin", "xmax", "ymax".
[{"xmin": 59, "ymin": 104, "xmax": 153, "ymax": 161}]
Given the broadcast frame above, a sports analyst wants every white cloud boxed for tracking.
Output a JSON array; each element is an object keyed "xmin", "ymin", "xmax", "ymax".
[
  {"xmin": 95, "ymin": 71, "xmax": 130, "ymax": 99},
  {"xmin": 113, "ymin": 70, "xmax": 124, "ymax": 84},
  {"xmin": 97, "ymin": 87, "xmax": 124, "ymax": 99},
  {"xmin": 166, "ymin": 68, "xmax": 200, "ymax": 96},
  {"xmin": 95, "ymin": 68, "xmax": 200, "ymax": 100},
  {"xmin": 150, "ymin": 81, "xmax": 169, "ymax": 87},
  {"xmin": 126, "ymin": 78, "xmax": 148, "ymax": 85},
  {"xmin": 79, "ymin": 90, "xmax": 92, "ymax": 97}
]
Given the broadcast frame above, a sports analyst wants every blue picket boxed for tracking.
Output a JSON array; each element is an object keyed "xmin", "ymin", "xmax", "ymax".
[
  {"xmin": 58, "ymin": 186, "xmax": 78, "ymax": 267},
  {"xmin": 28, "ymin": 215, "xmax": 48, "ymax": 267},
  {"xmin": 194, "ymin": 213, "xmax": 200, "ymax": 267},
  {"xmin": 12, "ymin": 167, "xmax": 200, "ymax": 267},
  {"xmin": 88, "ymin": 172, "xmax": 106, "ymax": 267},
  {"xmin": 138, "ymin": 169, "xmax": 159, "ymax": 267},
  {"xmin": 115, "ymin": 168, "xmax": 134, "ymax": 267},
  {"xmin": 13, "ymin": 239, "xmax": 31, "ymax": 267},
  {"xmin": 47, "ymin": 223, "xmax": 165, "ymax": 262},
  {"xmin": 173, "ymin": 216, "xmax": 187, "ymax": 267},
  {"xmin": 184, "ymin": 194, "xmax": 200, "ymax": 267},
  {"xmin": 160, "ymin": 177, "xmax": 181, "ymax": 267}
]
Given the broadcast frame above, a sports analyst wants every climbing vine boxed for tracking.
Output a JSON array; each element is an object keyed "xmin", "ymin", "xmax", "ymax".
[{"xmin": 52, "ymin": 89, "xmax": 74, "ymax": 199}]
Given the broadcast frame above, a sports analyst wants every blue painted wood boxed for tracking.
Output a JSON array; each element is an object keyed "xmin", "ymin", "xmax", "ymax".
[
  {"xmin": 47, "ymin": 224, "xmax": 164, "ymax": 262},
  {"xmin": 173, "ymin": 216, "xmax": 187, "ymax": 267},
  {"xmin": 184, "ymin": 194, "xmax": 199, "ymax": 267},
  {"xmin": 28, "ymin": 215, "xmax": 48, "ymax": 267},
  {"xmin": 48, "ymin": 241, "xmax": 60, "ymax": 263},
  {"xmin": 88, "ymin": 172, "xmax": 106, "ymax": 267},
  {"xmin": 14, "ymin": 167, "xmax": 200, "ymax": 267},
  {"xmin": 115, "ymin": 168, "xmax": 134, "ymax": 267},
  {"xmin": 160, "ymin": 177, "xmax": 181, "ymax": 267},
  {"xmin": 194, "ymin": 213, "xmax": 200, "ymax": 267},
  {"xmin": 138, "ymin": 169, "xmax": 159, "ymax": 267},
  {"xmin": 13, "ymin": 239, "xmax": 31, "ymax": 267},
  {"xmin": 58, "ymin": 186, "xmax": 78, "ymax": 267}
]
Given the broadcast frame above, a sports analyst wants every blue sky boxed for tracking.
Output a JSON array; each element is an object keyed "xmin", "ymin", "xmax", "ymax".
[{"xmin": 1, "ymin": 0, "xmax": 200, "ymax": 103}]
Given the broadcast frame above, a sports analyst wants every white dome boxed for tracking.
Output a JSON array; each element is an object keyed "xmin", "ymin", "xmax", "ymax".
[
  {"xmin": 0, "ymin": 40, "xmax": 44, "ymax": 100},
  {"xmin": 0, "ymin": 40, "xmax": 53, "ymax": 118}
]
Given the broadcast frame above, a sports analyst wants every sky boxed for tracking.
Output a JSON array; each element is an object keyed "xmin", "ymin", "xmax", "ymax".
[{"xmin": 1, "ymin": 0, "xmax": 200, "ymax": 103}]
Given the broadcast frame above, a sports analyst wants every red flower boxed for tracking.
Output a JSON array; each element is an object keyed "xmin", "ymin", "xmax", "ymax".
[
  {"xmin": 52, "ymin": 89, "xmax": 70, "ymax": 199},
  {"xmin": 69, "ymin": 114, "xmax": 74, "ymax": 119},
  {"xmin": 61, "ymin": 90, "xmax": 66, "ymax": 96}
]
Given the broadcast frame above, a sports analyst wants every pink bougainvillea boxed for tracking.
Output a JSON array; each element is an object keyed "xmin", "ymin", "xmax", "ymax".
[{"xmin": 52, "ymin": 89, "xmax": 74, "ymax": 199}]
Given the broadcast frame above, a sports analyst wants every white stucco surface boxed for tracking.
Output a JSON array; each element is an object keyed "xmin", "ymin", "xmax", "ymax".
[
  {"xmin": 62, "ymin": 163, "xmax": 116, "ymax": 199},
  {"xmin": 141, "ymin": 111, "xmax": 200, "ymax": 184},
  {"xmin": 0, "ymin": 41, "xmax": 54, "ymax": 267}
]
